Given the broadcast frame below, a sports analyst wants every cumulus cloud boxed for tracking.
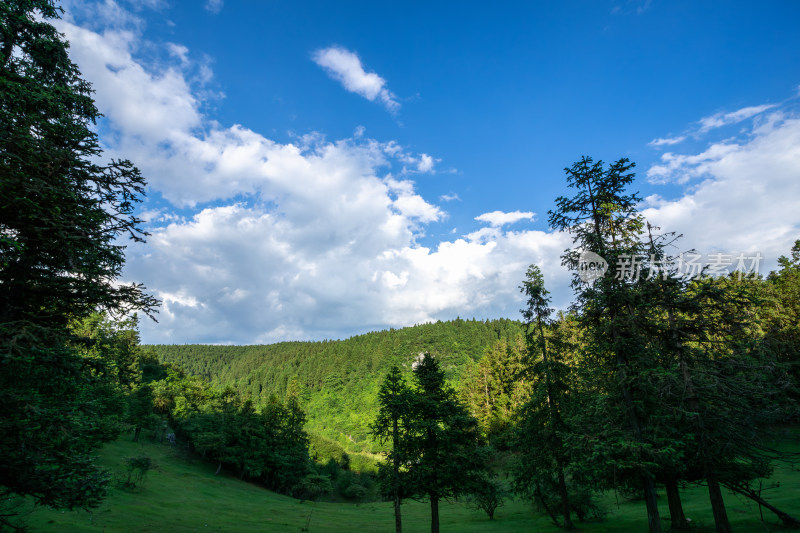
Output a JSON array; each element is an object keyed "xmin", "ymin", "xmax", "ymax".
[
  {"xmin": 58, "ymin": 12, "xmax": 572, "ymax": 343},
  {"xmin": 475, "ymin": 210, "xmax": 535, "ymax": 227},
  {"xmin": 417, "ymin": 154, "xmax": 435, "ymax": 173},
  {"xmin": 60, "ymin": 3, "xmax": 799, "ymax": 345},
  {"xmin": 644, "ymin": 110, "xmax": 800, "ymax": 264},
  {"xmin": 312, "ymin": 46, "xmax": 400, "ymax": 113},
  {"xmin": 125, "ymin": 204, "xmax": 571, "ymax": 343}
]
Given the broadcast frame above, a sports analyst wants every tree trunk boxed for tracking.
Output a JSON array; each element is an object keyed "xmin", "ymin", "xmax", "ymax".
[
  {"xmin": 430, "ymin": 495, "xmax": 439, "ymax": 533},
  {"xmin": 215, "ymin": 462, "xmax": 222, "ymax": 475},
  {"xmin": 394, "ymin": 492, "xmax": 402, "ymax": 533},
  {"xmin": 557, "ymin": 465, "xmax": 574, "ymax": 529},
  {"xmin": 724, "ymin": 482, "xmax": 800, "ymax": 528},
  {"xmin": 707, "ymin": 471, "xmax": 732, "ymax": 533},
  {"xmin": 535, "ymin": 483, "xmax": 561, "ymax": 526},
  {"xmin": 642, "ymin": 476, "xmax": 662, "ymax": 533},
  {"xmin": 392, "ymin": 415, "xmax": 402, "ymax": 533},
  {"xmin": 665, "ymin": 477, "xmax": 689, "ymax": 530},
  {"xmin": 133, "ymin": 425, "xmax": 141, "ymax": 442}
]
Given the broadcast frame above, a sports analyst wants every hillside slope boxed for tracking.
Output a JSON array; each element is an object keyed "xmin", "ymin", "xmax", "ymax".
[
  {"xmin": 26, "ymin": 431, "xmax": 800, "ymax": 532},
  {"xmin": 148, "ymin": 318, "xmax": 524, "ymax": 461}
]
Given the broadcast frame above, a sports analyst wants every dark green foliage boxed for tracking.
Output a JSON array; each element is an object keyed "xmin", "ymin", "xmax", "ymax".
[
  {"xmin": 372, "ymin": 356, "xmax": 488, "ymax": 532},
  {"xmin": 121, "ymin": 455, "xmax": 154, "ymax": 489},
  {"xmin": 527, "ymin": 477, "xmax": 605, "ymax": 524},
  {"xmin": 333, "ymin": 469, "xmax": 371, "ymax": 501},
  {"xmin": 465, "ymin": 475, "xmax": 508, "ymax": 520},
  {"xmin": 460, "ymin": 336, "xmax": 529, "ymax": 446},
  {"xmin": 0, "ymin": 0, "xmax": 158, "ymax": 325},
  {"xmin": 405, "ymin": 353, "xmax": 487, "ymax": 533},
  {"xmin": 547, "ymin": 156, "xmax": 667, "ymax": 533},
  {"xmin": 151, "ymin": 371, "xmax": 311, "ymax": 495},
  {"xmin": 544, "ymin": 157, "xmax": 798, "ymax": 533},
  {"xmin": 765, "ymin": 239, "xmax": 800, "ymax": 396},
  {"xmin": 0, "ymin": 0, "xmax": 156, "ymax": 522},
  {"xmin": 342, "ymin": 481, "xmax": 368, "ymax": 500},
  {"xmin": 516, "ymin": 265, "xmax": 577, "ymax": 529},
  {"xmin": 295, "ymin": 474, "xmax": 333, "ymax": 501},
  {"xmin": 372, "ymin": 365, "xmax": 413, "ymax": 531}
]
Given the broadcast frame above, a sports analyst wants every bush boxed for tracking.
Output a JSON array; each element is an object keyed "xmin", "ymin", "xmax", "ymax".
[
  {"xmin": 294, "ymin": 474, "xmax": 332, "ymax": 501},
  {"xmin": 120, "ymin": 455, "xmax": 154, "ymax": 489},
  {"xmin": 342, "ymin": 483, "xmax": 368, "ymax": 500},
  {"xmin": 528, "ymin": 477, "xmax": 605, "ymax": 524},
  {"xmin": 465, "ymin": 476, "xmax": 508, "ymax": 520}
]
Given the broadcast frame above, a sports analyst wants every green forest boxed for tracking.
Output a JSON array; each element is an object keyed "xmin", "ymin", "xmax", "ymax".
[
  {"xmin": 2, "ymin": 1, "xmax": 800, "ymax": 532},
  {"xmin": 147, "ymin": 317, "xmax": 524, "ymax": 464}
]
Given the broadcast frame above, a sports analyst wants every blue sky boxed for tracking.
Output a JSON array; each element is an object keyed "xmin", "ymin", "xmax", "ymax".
[{"xmin": 57, "ymin": 0, "xmax": 800, "ymax": 344}]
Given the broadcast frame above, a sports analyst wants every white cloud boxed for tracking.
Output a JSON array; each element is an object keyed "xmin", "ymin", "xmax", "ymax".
[
  {"xmin": 61, "ymin": 3, "xmax": 799, "ymax": 345},
  {"xmin": 475, "ymin": 210, "xmax": 535, "ymax": 227},
  {"xmin": 60, "ymin": 13, "xmax": 572, "ymax": 343},
  {"xmin": 644, "ymin": 111, "xmax": 800, "ymax": 264},
  {"xmin": 649, "ymin": 103, "xmax": 780, "ymax": 153},
  {"xmin": 205, "ymin": 0, "xmax": 223, "ymax": 14},
  {"xmin": 166, "ymin": 42, "xmax": 189, "ymax": 64},
  {"xmin": 646, "ymin": 142, "xmax": 740, "ymax": 184},
  {"xmin": 312, "ymin": 46, "xmax": 400, "ymax": 113},
  {"xmin": 124, "ymin": 201, "xmax": 570, "ymax": 343},
  {"xmin": 649, "ymin": 135, "xmax": 686, "ymax": 147},
  {"xmin": 396, "ymin": 152, "xmax": 440, "ymax": 174},
  {"xmin": 698, "ymin": 104, "xmax": 776, "ymax": 133},
  {"xmin": 417, "ymin": 154, "xmax": 435, "ymax": 173}
]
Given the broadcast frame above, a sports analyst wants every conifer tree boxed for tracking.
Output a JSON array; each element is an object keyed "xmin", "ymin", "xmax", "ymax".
[
  {"xmin": 372, "ymin": 366, "xmax": 411, "ymax": 533},
  {"xmin": 405, "ymin": 353, "xmax": 485, "ymax": 533},
  {"xmin": 515, "ymin": 265, "xmax": 575, "ymax": 529},
  {"xmin": 548, "ymin": 156, "xmax": 665, "ymax": 533},
  {"xmin": 0, "ymin": 0, "xmax": 156, "ymax": 520}
]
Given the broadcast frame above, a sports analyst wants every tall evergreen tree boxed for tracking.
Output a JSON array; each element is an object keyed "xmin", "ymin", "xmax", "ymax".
[
  {"xmin": 406, "ymin": 353, "xmax": 485, "ymax": 533},
  {"xmin": 372, "ymin": 366, "xmax": 412, "ymax": 533},
  {"xmin": 548, "ymin": 156, "xmax": 665, "ymax": 533},
  {"xmin": 515, "ymin": 265, "xmax": 575, "ymax": 529},
  {"xmin": 0, "ymin": 0, "xmax": 156, "ymax": 522}
]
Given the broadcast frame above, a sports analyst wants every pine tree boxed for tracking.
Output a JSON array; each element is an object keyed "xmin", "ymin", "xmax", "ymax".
[
  {"xmin": 0, "ymin": 0, "xmax": 156, "ymax": 521},
  {"xmin": 515, "ymin": 265, "xmax": 575, "ymax": 529},
  {"xmin": 548, "ymin": 156, "xmax": 665, "ymax": 533},
  {"xmin": 405, "ymin": 354, "xmax": 486, "ymax": 533},
  {"xmin": 372, "ymin": 366, "xmax": 412, "ymax": 533}
]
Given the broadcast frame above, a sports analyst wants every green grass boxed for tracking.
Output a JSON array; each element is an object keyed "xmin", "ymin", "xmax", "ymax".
[{"xmin": 23, "ymin": 434, "xmax": 800, "ymax": 532}]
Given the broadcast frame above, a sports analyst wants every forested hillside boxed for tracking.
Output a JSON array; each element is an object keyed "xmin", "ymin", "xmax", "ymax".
[{"xmin": 149, "ymin": 318, "xmax": 524, "ymax": 461}]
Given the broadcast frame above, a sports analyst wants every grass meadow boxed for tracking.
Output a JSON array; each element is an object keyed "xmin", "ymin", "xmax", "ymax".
[{"xmin": 23, "ymin": 430, "xmax": 800, "ymax": 532}]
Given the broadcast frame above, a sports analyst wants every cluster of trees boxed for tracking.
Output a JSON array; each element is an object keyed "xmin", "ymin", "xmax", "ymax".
[
  {"xmin": 0, "ymin": 3, "xmax": 328, "ymax": 525},
  {"xmin": 144, "ymin": 360, "xmax": 380, "ymax": 503},
  {"xmin": 149, "ymin": 368, "xmax": 311, "ymax": 494},
  {"xmin": 372, "ymin": 354, "xmax": 487, "ymax": 533},
  {"xmin": 433, "ymin": 158, "xmax": 800, "ymax": 532}
]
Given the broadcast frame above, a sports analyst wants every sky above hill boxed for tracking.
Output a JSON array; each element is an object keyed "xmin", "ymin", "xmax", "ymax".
[{"xmin": 57, "ymin": 0, "xmax": 800, "ymax": 344}]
